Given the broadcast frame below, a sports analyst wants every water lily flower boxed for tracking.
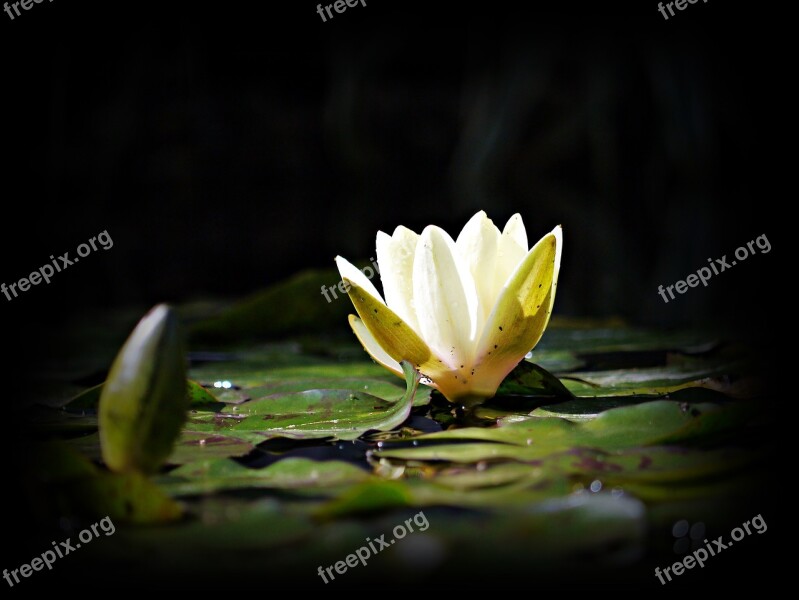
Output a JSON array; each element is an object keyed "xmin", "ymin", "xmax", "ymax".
[{"xmin": 336, "ymin": 211, "xmax": 562, "ymax": 405}]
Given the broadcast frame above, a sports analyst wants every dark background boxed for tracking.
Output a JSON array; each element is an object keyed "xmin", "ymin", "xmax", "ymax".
[
  {"xmin": 1, "ymin": 1, "xmax": 783, "ymax": 332},
  {"xmin": 0, "ymin": 0, "xmax": 789, "ymax": 591}
]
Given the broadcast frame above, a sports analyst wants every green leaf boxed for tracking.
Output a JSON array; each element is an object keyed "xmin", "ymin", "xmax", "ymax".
[
  {"xmin": 95, "ymin": 494, "xmax": 646, "ymax": 575},
  {"xmin": 66, "ymin": 379, "xmax": 223, "ymax": 414},
  {"xmin": 314, "ymin": 481, "xmax": 416, "ymax": 518},
  {"xmin": 188, "ymin": 269, "xmax": 351, "ymax": 342},
  {"xmin": 560, "ymin": 362, "xmax": 752, "ymax": 398},
  {"xmin": 240, "ymin": 376, "xmax": 431, "ymax": 408},
  {"xmin": 375, "ymin": 400, "xmax": 754, "ymax": 462},
  {"xmin": 397, "ymin": 446, "xmax": 756, "ymax": 490},
  {"xmin": 523, "ymin": 349, "xmax": 584, "ymax": 372},
  {"xmin": 65, "ymin": 382, "xmax": 104, "ymax": 410},
  {"xmin": 541, "ymin": 323, "xmax": 716, "ymax": 354},
  {"xmin": 27, "ymin": 443, "xmax": 183, "ymax": 524},
  {"xmin": 186, "ymin": 380, "xmax": 227, "ymax": 410},
  {"xmin": 159, "ymin": 457, "xmax": 371, "ymax": 496},
  {"xmin": 32, "ymin": 307, "xmax": 764, "ymax": 573},
  {"xmin": 65, "ymin": 430, "xmax": 256, "ymax": 465},
  {"xmin": 99, "ymin": 304, "xmax": 189, "ymax": 474},
  {"xmin": 496, "ymin": 360, "xmax": 574, "ymax": 398},
  {"xmin": 63, "ymin": 471, "xmax": 184, "ymax": 524},
  {"xmin": 185, "ymin": 361, "xmax": 422, "ymax": 442},
  {"xmin": 169, "ymin": 432, "xmax": 256, "ymax": 463}
]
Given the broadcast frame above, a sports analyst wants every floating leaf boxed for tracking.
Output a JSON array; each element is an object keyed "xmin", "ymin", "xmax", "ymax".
[
  {"xmin": 496, "ymin": 360, "xmax": 574, "ymax": 398},
  {"xmin": 375, "ymin": 401, "xmax": 754, "ymax": 462},
  {"xmin": 65, "ymin": 382, "xmax": 104, "ymax": 410},
  {"xmin": 541, "ymin": 323, "xmax": 717, "ymax": 354},
  {"xmin": 64, "ymin": 471, "xmax": 184, "ymax": 524},
  {"xmin": 30, "ymin": 308, "xmax": 765, "ymax": 578},
  {"xmin": 26, "ymin": 443, "xmax": 182, "ymax": 524},
  {"xmin": 66, "ymin": 430, "xmax": 256, "ymax": 464},
  {"xmin": 242, "ymin": 377, "xmax": 431, "ymax": 408},
  {"xmin": 67, "ymin": 379, "xmax": 220, "ymax": 412},
  {"xmin": 184, "ymin": 361, "xmax": 422, "ymax": 442},
  {"xmin": 524, "ymin": 349, "xmax": 585, "ymax": 372},
  {"xmin": 159, "ymin": 457, "xmax": 371, "ymax": 496},
  {"xmin": 560, "ymin": 362, "xmax": 752, "ymax": 398},
  {"xmin": 186, "ymin": 380, "xmax": 227, "ymax": 410}
]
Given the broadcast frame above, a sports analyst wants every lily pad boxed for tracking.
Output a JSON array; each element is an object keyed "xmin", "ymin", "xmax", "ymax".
[
  {"xmin": 65, "ymin": 379, "xmax": 222, "ymax": 412},
  {"xmin": 496, "ymin": 359, "xmax": 574, "ymax": 398},
  {"xmin": 185, "ymin": 361, "xmax": 422, "ymax": 442},
  {"xmin": 235, "ymin": 376, "xmax": 431, "ymax": 408},
  {"xmin": 159, "ymin": 457, "xmax": 371, "ymax": 496},
  {"xmin": 540, "ymin": 323, "xmax": 718, "ymax": 354},
  {"xmin": 560, "ymin": 362, "xmax": 753, "ymax": 398},
  {"xmin": 66, "ymin": 430, "xmax": 256, "ymax": 464},
  {"xmin": 28, "ymin": 307, "xmax": 767, "ymax": 584},
  {"xmin": 375, "ymin": 401, "xmax": 754, "ymax": 460},
  {"xmin": 26, "ymin": 443, "xmax": 183, "ymax": 524}
]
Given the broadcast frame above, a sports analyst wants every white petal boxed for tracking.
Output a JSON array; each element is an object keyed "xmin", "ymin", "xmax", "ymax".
[
  {"xmin": 412, "ymin": 225, "xmax": 479, "ymax": 369},
  {"xmin": 376, "ymin": 226, "xmax": 420, "ymax": 333},
  {"xmin": 493, "ymin": 213, "xmax": 529, "ymax": 297},
  {"xmin": 349, "ymin": 315, "xmax": 403, "ymax": 377},
  {"xmin": 503, "ymin": 213, "xmax": 528, "ymax": 249},
  {"xmin": 335, "ymin": 256, "xmax": 385, "ymax": 304},
  {"xmin": 455, "ymin": 211, "xmax": 500, "ymax": 324},
  {"xmin": 546, "ymin": 224, "xmax": 563, "ymax": 325}
]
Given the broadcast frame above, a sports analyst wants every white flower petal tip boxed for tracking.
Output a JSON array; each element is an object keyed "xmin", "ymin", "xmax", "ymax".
[{"xmin": 338, "ymin": 212, "xmax": 563, "ymax": 404}]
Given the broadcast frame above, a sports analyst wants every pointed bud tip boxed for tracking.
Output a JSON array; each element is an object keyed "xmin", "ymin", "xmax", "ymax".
[{"xmin": 99, "ymin": 303, "xmax": 188, "ymax": 474}]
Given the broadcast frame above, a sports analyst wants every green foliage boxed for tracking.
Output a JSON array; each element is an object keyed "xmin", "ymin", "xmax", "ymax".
[{"xmin": 25, "ymin": 282, "xmax": 767, "ymax": 579}]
